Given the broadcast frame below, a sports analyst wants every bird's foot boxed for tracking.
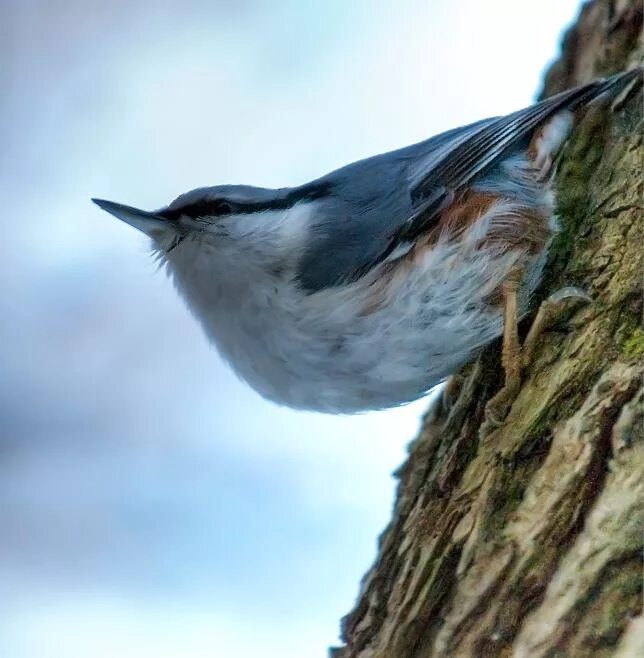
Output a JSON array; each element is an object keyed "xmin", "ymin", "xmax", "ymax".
[
  {"xmin": 480, "ymin": 285, "xmax": 591, "ymax": 437},
  {"xmin": 521, "ymin": 286, "xmax": 591, "ymax": 369},
  {"xmin": 482, "ymin": 374, "xmax": 521, "ymax": 430}
]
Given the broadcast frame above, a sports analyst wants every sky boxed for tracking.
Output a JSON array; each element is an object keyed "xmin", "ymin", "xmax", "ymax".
[{"xmin": 0, "ymin": 1, "xmax": 582, "ymax": 657}]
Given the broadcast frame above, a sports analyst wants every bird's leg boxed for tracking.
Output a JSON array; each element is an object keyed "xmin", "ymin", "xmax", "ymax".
[
  {"xmin": 521, "ymin": 286, "xmax": 591, "ymax": 369},
  {"xmin": 482, "ymin": 284, "xmax": 591, "ymax": 431},
  {"xmin": 484, "ymin": 279, "xmax": 522, "ymax": 427}
]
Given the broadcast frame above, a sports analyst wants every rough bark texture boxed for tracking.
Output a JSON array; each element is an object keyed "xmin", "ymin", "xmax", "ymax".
[{"xmin": 332, "ymin": 2, "xmax": 643, "ymax": 657}]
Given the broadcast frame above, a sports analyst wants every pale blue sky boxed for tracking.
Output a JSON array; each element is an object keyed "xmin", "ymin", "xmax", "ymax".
[{"xmin": 1, "ymin": 1, "xmax": 582, "ymax": 656}]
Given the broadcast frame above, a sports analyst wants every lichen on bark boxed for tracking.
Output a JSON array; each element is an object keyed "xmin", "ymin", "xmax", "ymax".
[{"xmin": 332, "ymin": 2, "xmax": 643, "ymax": 656}]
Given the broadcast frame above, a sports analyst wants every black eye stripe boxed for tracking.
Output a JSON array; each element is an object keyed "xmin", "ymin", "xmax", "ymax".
[
  {"xmin": 161, "ymin": 181, "xmax": 333, "ymax": 221},
  {"xmin": 160, "ymin": 199, "xmax": 235, "ymax": 221}
]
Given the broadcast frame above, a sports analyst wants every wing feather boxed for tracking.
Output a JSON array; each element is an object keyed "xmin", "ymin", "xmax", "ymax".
[
  {"xmin": 297, "ymin": 70, "xmax": 640, "ymax": 292},
  {"xmin": 410, "ymin": 75, "xmax": 625, "ymax": 201}
]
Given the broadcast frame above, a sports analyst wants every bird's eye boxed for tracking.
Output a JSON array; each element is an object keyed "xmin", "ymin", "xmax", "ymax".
[{"xmin": 161, "ymin": 198, "xmax": 235, "ymax": 222}]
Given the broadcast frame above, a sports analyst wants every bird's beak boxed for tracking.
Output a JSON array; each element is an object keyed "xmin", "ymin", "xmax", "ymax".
[{"xmin": 92, "ymin": 198, "xmax": 170, "ymax": 237}]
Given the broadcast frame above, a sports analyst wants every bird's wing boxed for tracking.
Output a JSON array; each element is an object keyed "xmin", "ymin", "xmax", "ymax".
[
  {"xmin": 297, "ymin": 71, "xmax": 639, "ymax": 293},
  {"xmin": 409, "ymin": 76, "xmax": 622, "ymax": 200}
]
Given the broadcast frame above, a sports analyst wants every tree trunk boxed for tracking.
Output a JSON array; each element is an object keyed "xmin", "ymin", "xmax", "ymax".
[{"xmin": 332, "ymin": 2, "xmax": 643, "ymax": 656}]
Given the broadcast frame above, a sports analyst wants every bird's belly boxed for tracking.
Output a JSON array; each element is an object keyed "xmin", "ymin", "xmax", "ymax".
[
  {"xmin": 196, "ymin": 169, "xmax": 556, "ymax": 413},
  {"xmin": 236, "ymin": 237, "xmax": 549, "ymax": 413},
  {"xmin": 266, "ymin": 167, "xmax": 557, "ymax": 412}
]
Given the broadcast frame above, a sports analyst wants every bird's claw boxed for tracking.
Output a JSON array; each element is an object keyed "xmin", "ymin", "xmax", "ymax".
[
  {"xmin": 481, "ymin": 285, "xmax": 591, "ymax": 437},
  {"xmin": 521, "ymin": 286, "xmax": 592, "ymax": 369},
  {"xmin": 481, "ymin": 379, "xmax": 520, "ymax": 436}
]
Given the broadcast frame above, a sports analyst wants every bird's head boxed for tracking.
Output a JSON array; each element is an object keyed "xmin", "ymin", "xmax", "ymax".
[
  {"xmin": 94, "ymin": 184, "xmax": 290, "ymax": 252},
  {"xmin": 93, "ymin": 183, "xmax": 325, "ymax": 296}
]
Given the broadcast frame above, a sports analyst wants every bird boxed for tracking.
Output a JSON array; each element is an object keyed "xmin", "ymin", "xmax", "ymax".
[{"xmin": 94, "ymin": 68, "xmax": 640, "ymax": 421}]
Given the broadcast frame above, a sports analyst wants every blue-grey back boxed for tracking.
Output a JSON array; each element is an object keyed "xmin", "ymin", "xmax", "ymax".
[
  {"xmin": 295, "ymin": 72, "xmax": 631, "ymax": 292},
  {"xmin": 295, "ymin": 118, "xmax": 497, "ymax": 291}
]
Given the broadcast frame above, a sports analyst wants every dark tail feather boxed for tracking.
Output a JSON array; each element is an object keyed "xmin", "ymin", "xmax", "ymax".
[
  {"xmin": 562, "ymin": 67, "xmax": 642, "ymax": 111},
  {"xmin": 410, "ymin": 68, "xmax": 641, "ymax": 201}
]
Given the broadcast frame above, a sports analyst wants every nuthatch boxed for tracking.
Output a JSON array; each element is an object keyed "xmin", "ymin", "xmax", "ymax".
[{"xmin": 94, "ymin": 69, "xmax": 640, "ymax": 420}]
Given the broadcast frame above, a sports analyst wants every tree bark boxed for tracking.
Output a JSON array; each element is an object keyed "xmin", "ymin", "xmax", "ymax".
[{"xmin": 332, "ymin": 2, "xmax": 643, "ymax": 656}]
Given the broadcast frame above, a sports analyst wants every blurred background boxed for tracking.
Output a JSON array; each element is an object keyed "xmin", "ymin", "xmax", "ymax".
[{"xmin": 1, "ymin": 1, "xmax": 583, "ymax": 656}]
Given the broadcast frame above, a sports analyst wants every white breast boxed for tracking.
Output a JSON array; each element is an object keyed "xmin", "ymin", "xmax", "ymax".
[{"xmin": 170, "ymin": 214, "xmax": 549, "ymax": 414}]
